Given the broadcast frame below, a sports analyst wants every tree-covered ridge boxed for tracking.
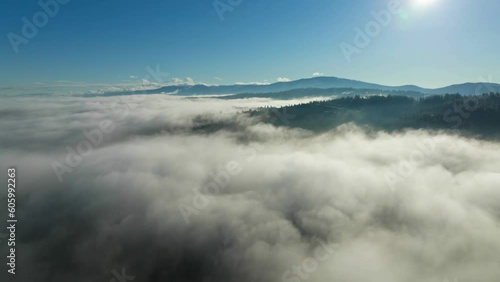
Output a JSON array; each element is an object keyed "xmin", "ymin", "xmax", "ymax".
[
  {"xmin": 220, "ymin": 87, "xmax": 425, "ymax": 100},
  {"xmin": 250, "ymin": 93, "xmax": 500, "ymax": 137}
]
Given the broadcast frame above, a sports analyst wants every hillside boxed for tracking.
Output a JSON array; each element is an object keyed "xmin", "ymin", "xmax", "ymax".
[{"xmin": 250, "ymin": 93, "xmax": 500, "ymax": 137}]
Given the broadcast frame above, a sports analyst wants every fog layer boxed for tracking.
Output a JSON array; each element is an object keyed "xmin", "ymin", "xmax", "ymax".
[{"xmin": 0, "ymin": 95, "xmax": 499, "ymax": 282}]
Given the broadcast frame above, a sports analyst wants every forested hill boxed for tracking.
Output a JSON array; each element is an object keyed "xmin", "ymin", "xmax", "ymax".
[
  {"xmin": 250, "ymin": 94, "xmax": 500, "ymax": 137},
  {"xmin": 219, "ymin": 87, "xmax": 425, "ymax": 100}
]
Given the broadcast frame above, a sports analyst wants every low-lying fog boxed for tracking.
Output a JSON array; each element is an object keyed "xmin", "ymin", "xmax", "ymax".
[{"xmin": 1, "ymin": 95, "xmax": 499, "ymax": 282}]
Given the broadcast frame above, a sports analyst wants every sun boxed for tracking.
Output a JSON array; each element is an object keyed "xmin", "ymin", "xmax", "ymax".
[{"xmin": 414, "ymin": 0, "xmax": 437, "ymax": 7}]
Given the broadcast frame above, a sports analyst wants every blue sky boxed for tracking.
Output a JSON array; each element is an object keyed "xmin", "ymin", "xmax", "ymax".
[{"xmin": 1, "ymin": 0, "xmax": 500, "ymax": 94}]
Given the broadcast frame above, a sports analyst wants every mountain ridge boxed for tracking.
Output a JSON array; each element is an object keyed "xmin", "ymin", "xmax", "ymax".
[{"xmin": 90, "ymin": 76, "xmax": 500, "ymax": 97}]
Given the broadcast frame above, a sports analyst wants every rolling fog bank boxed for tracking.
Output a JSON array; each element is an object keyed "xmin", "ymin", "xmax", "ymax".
[{"xmin": 0, "ymin": 95, "xmax": 499, "ymax": 282}]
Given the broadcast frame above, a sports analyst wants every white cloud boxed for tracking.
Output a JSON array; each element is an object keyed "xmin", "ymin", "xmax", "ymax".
[
  {"xmin": 170, "ymin": 78, "xmax": 184, "ymax": 85},
  {"xmin": 5, "ymin": 75, "xmax": 208, "ymax": 97},
  {"xmin": 3, "ymin": 95, "xmax": 500, "ymax": 281},
  {"xmin": 141, "ymin": 78, "xmax": 161, "ymax": 87},
  {"xmin": 185, "ymin": 77, "xmax": 195, "ymax": 85},
  {"xmin": 313, "ymin": 72, "xmax": 324, "ymax": 76},
  {"xmin": 277, "ymin": 77, "xmax": 291, "ymax": 82},
  {"xmin": 168, "ymin": 77, "xmax": 195, "ymax": 86},
  {"xmin": 234, "ymin": 81, "xmax": 271, "ymax": 86}
]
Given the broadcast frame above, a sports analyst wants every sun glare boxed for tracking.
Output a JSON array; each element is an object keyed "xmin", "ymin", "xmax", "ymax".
[
  {"xmin": 414, "ymin": 0, "xmax": 437, "ymax": 8},
  {"xmin": 413, "ymin": 0, "xmax": 437, "ymax": 8}
]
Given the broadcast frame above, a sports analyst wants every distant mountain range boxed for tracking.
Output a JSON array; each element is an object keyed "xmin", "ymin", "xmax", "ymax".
[{"xmin": 92, "ymin": 76, "xmax": 500, "ymax": 97}]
